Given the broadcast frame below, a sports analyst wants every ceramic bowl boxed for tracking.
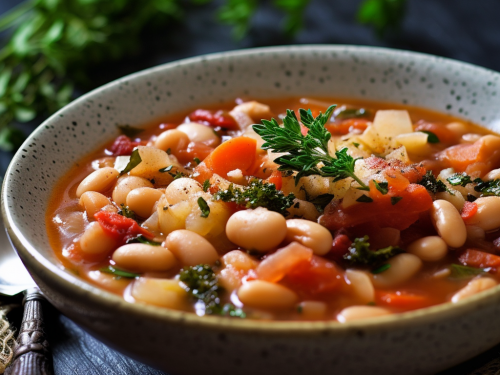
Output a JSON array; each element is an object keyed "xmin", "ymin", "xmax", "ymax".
[{"xmin": 3, "ymin": 46, "xmax": 500, "ymax": 375}]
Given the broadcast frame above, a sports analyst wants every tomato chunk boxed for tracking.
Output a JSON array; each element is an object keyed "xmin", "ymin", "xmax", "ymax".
[
  {"xmin": 177, "ymin": 141, "xmax": 214, "ymax": 164},
  {"xmin": 189, "ymin": 109, "xmax": 239, "ymax": 130},
  {"xmin": 459, "ymin": 249, "xmax": 500, "ymax": 268},
  {"xmin": 109, "ymin": 135, "xmax": 140, "ymax": 156},
  {"xmin": 325, "ymin": 118, "xmax": 369, "ymax": 135},
  {"xmin": 461, "ymin": 201, "xmax": 478, "ymax": 221},
  {"xmin": 94, "ymin": 211, "xmax": 154, "ymax": 245},
  {"xmin": 285, "ymin": 256, "xmax": 343, "ymax": 296}
]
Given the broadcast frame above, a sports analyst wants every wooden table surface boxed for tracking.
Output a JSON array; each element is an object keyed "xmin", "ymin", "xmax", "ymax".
[{"xmin": 2, "ymin": 0, "xmax": 500, "ymax": 373}]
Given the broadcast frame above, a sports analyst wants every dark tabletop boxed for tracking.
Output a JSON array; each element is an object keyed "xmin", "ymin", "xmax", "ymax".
[{"xmin": 2, "ymin": 0, "xmax": 500, "ymax": 374}]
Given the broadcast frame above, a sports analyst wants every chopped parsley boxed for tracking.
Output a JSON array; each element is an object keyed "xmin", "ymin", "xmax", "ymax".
[
  {"xmin": 449, "ymin": 264, "xmax": 486, "ymax": 279},
  {"xmin": 309, "ymin": 193, "xmax": 335, "ymax": 213},
  {"xmin": 344, "ymin": 236, "xmax": 403, "ymax": 266},
  {"xmin": 198, "ymin": 197, "xmax": 210, "ymax": 218},
  {"xmin": 158, "ymin": 165, "xmax": 173, "ymax": 173},
  {"xmin": 420, "ymin": 130, "xmax": 440, "ymax": 143},
  {"xmin": 193, "ymin": 157, "xmax": 201, "ymax": 165},
  {"xmin": 213, "ymin": 179, "xmax": 295, "ymax": 216},
  {"xmin": 475, "ymin": 179, "xmax": 500, "ymax": 196},
  {"xmin": 356, "ymin": 194, "xmax": 373, "ymax": 203},
  {"xmin": 417, "ymin": 170, "xmax": 450, "ymax": 194},
  {"xmin": 100, "ymin": 265, "xmax": 139, "ymax": 279},
  {"xmin": 371, "ymin": 263, "xmax": 391, "ymax": 274},
  {"xmin": 447, "ymin": 173, "xmax": 474, "ymax": 187},
  {"xmin": 202, "ymin": 179, "xmax": 210, "ymax": 192},
  {"xmin": 117, "ymin": 125, "xmax": 143, "ymax": 138},
  {"xmin": 118, "ymin": 204, "xmax": 136, "ymax": 220},
  {"xmin": 119, "ymin": 148, "xmax": 141, "ymax": 175},
  {"xmin": 373, "ymin": 180, "xmax": 388, "ymax": 195},
  {"xmin": 391, "ymin": 196, "xmax": 403, "ymax": 205},
  {"xmin": 335, "ymin": 107, "xmax": 370, "ymax": 120},
  {"xmin": 179, "ymin": 264, "xmax": 245, "ymax": 317},
  {"xmin": 127, "ymin": 235, "xmax": 161, "ymax": 246}
]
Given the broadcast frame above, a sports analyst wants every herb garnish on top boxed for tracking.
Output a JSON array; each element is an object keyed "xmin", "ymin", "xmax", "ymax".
[{"xmin": 253, "ymin": 106, "xmax": 368, "ymax": 190}]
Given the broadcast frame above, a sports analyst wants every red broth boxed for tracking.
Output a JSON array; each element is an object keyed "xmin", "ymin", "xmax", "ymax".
[{"xmin": 46, "ymin": 97, "xmax": 500, "ymax": 322}]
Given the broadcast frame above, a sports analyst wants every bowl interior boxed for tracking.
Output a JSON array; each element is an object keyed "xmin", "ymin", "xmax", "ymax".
[{"xmin": 3, "ymin": 45, "xmax": 500, "ymax": 329}]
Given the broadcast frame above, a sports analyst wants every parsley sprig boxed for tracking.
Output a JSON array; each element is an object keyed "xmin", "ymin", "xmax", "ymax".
[{"xmin": 253, "ymin": 106, "xmax": 368, "ymax": 189}]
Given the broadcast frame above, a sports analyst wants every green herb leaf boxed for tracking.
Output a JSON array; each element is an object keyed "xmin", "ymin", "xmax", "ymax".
[
  {"xmin": 198, "ymin": 197, "xmax": 210, "ymax": 218},
  {"xmin": 371, "ymin": 263, "xmax": 391, "ymax": 274},
  {"xmin": 391, "ymin": 196, "xmax": 403, "ymax": 205},
  {"xmin": 0, "ymin": 126, "xmax": 25, "ymax": 152},
  {"xmin": 373, "ymin": 180, "xmax": 388, "ymax": 195},
  {"xmin": 418, "ymin": 171, "xmax": 451, "ymax": 194},
  {"xmin": 117, "ymin": 125, "xmax": 143, "ymax": 138},
  {"xmin": 118, "ymin": 204, "xmax": 136, "ymax": 220},
  {"xmin": 203, "ymin": 179, "xmax": 210, "ymax": 192},
  {"xmin": 100, "ymin": 266, "xmax": 139, "ymax": 279},
  {"xmin": 447, "ymin": 173, "xmax": 473, "ymax": 187},
  {"xmin": 193, "ymin": 157, "xmax": 201, "ymax": 165},
  {"xmin": 475, "ymin": 179, "xmax": 500, "ymax": 197},
  {"xmin": 159, "ymin": 165, "xmax": 173, "ymax": 173},
  {"xmin": 344, "ymin": 236, "xmax": 403, "ymax": 265},
  {"xmin": 449, "ymin": 264, "xmax": 486, "ymax": 279},
  {"xmin": 420, "ymin": 130, "xmax": 440, "ymax": 143},
  {"xmin": 127, "ymin": 235, "xmax": 161, "ymax": 246},
  {"xmin": 353, "ymin": 142, "xmax": 360, "ymax": 148},
  {"xmin": 309, "ymin": 193, "xmax": 335, "ymax": 213},
  {"xmin": 213, "ymin": 179, "xmax": 295, "ymax": 216},
  {"xmin": 335, "ymin": 108, "xmax": 370, "ymax": 120},
  {"xmin": 253, "ymin": 107, "xmax": 368, "ymax": 189},
  {"xmin": 356, "ymin": 194, "xmax": 373, "ymax": 203},
  {"xmin": 120, "ymin": 148, "xmax": 141, "ymax": 175}
]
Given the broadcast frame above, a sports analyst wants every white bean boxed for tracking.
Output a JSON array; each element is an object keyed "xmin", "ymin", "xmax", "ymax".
[
  {"xmin": 154, "ymin": 129, "xmax": 190, "ymax": 154},
  {"xmin": 372, "ymin": 253, "xmax": 422, "ymax": 289},
  {"xmin": 285, "ymin": 219, "xmax": 333, "ymax": 255},
  {"xmin": 112, "ymin": 244, "xmax": 177, "ymax": 272},
  {"xmin": 430, "ymin": 199, "xmax": 466, "ymax": 248},
  {"xmin": 164, "ymin": 178, "xmax": 203, "ymax": 205},
  {"xmin": 177, "ymin": 123, "xmax": 221, "ymax": 146},
  {"xmin": 345, "ymin": 269, "xmax": 375, "ymax": 304},
  {"xmin": 165, "ymin": 230, "xmax": 219, "ymax": 266},
  {"xmin": 76, "ymin": 167, "xmax": 119, "ymax": 198},
  {"xmin": 451, "ymin": 277, "xmax": 497, "ymax": 302},
  {"xmin": 79, "ymin": 222, "xmax": 116, "ymax": 255},
  {"xmin": 465, "ymin": 197, "xmax": 500, "ymax": 231},
  {"xmin": 407, "ymin": 236, "xmax": 448, "ymax": 262},
  {"xmin": 131, "ymin": 278, "xmax": 188, "ymax": 308},
  {"xmin": 226, "ymin": 207, "xmax": 286, "ymax": 252},
  {"xmin": 231, "ymin": 101, "xmax": 272, "ymax": 121},
  {"xmin": 79, "ymin": 191, "xmax": 110, "ymax": 220},
  {"xmin": 237, "ymin": 280, "xmax": 298, "ymax": 309},
  {"xmin": 337, "ymin": 306, "xmax": 391, "ymax": 323},
  {"xmin": 112, "ymin": 176, "xmax": 153, "ymax": 206},
  {"xmin": 126, "ymin": 187, "xmax": 163, "ymax": 218}
]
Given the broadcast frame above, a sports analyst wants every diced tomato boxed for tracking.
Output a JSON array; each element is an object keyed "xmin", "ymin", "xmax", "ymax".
[
  {"xmin": 94, "ymin": 211, "xmax": 154, "ymax": 245},
  {"xmin": 376, "ymin": 290, "xmax": 435, "ymax": 310},
  {"xmin": 414, "ymin": 121, "xmax": 457, "ymax": 144},
  {"xmin": 177, "ymin": 141, "xmax": 214, "ymax": 165},
  {"xmin": 321, "ymin": 183, "xmax": 433, "ymax": 231},
  {"xmin": 189, "ymin": 109, "xmax": 239, "ymax": 130},
  {"xmin": 328, "ymin": 232, "xmax": 352, "ymax": 262},
  {"xmin": 265, "ymin": 170, "xmax": 283, "ymax": 190},
  {"xmin": 325, "ymin": 118, "xmax": 370, "ymax": 135},
  {"xmin": 256, "ymin": 242, "xmax": 313, "ymax": 283},
  {"xmin": 461, "ymin": 201, "xmax": 478, "ymax": 221},
  {"xmin": 285, "ymin": 256, "xmax": 343, "ymax": 296},
  {"xmin": 459, "ymin": 249, "xmax": 500, "ymax": 268},
  {"xmin": 201, "ymin": 136, "xmax": 257, "ymax": 179},
  {"xmin": 109, "ymin": 135, "xmax": 140, "ymax": 156}
]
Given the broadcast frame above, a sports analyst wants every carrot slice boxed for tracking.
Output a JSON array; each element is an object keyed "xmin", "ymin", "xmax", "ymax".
[
  {"xmin": 203, "ymin": 136, "xmax": 257, "ymax": 178},
  {"xmin": 376, "ymin": 291, "xmax": 435, "ymax": 310},
  {"xmin": 459, "ymin": 249, "xmax": 500, "ymax": 268}
]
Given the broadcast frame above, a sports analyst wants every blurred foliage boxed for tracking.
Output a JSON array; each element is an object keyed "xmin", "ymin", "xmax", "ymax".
[{"xmin": 0, "ymin": 0, "xmax": 407, "ymax": 152}]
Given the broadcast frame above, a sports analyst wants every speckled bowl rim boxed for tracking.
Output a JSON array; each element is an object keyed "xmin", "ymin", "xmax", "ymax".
[{"xmin": 4, "ymin": 44, "xmax": 500, "ymax": 336}]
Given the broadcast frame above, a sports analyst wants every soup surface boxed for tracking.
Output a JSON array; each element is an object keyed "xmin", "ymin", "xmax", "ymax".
[{"xmin": 46, "ymin": 97, "xmax": 500, "ymax": 322}]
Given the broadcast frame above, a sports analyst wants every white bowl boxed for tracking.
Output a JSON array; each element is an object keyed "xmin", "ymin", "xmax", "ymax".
[{"xmin": 3, "ymin": 46, "xmax": 500, "ymax": 375}]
